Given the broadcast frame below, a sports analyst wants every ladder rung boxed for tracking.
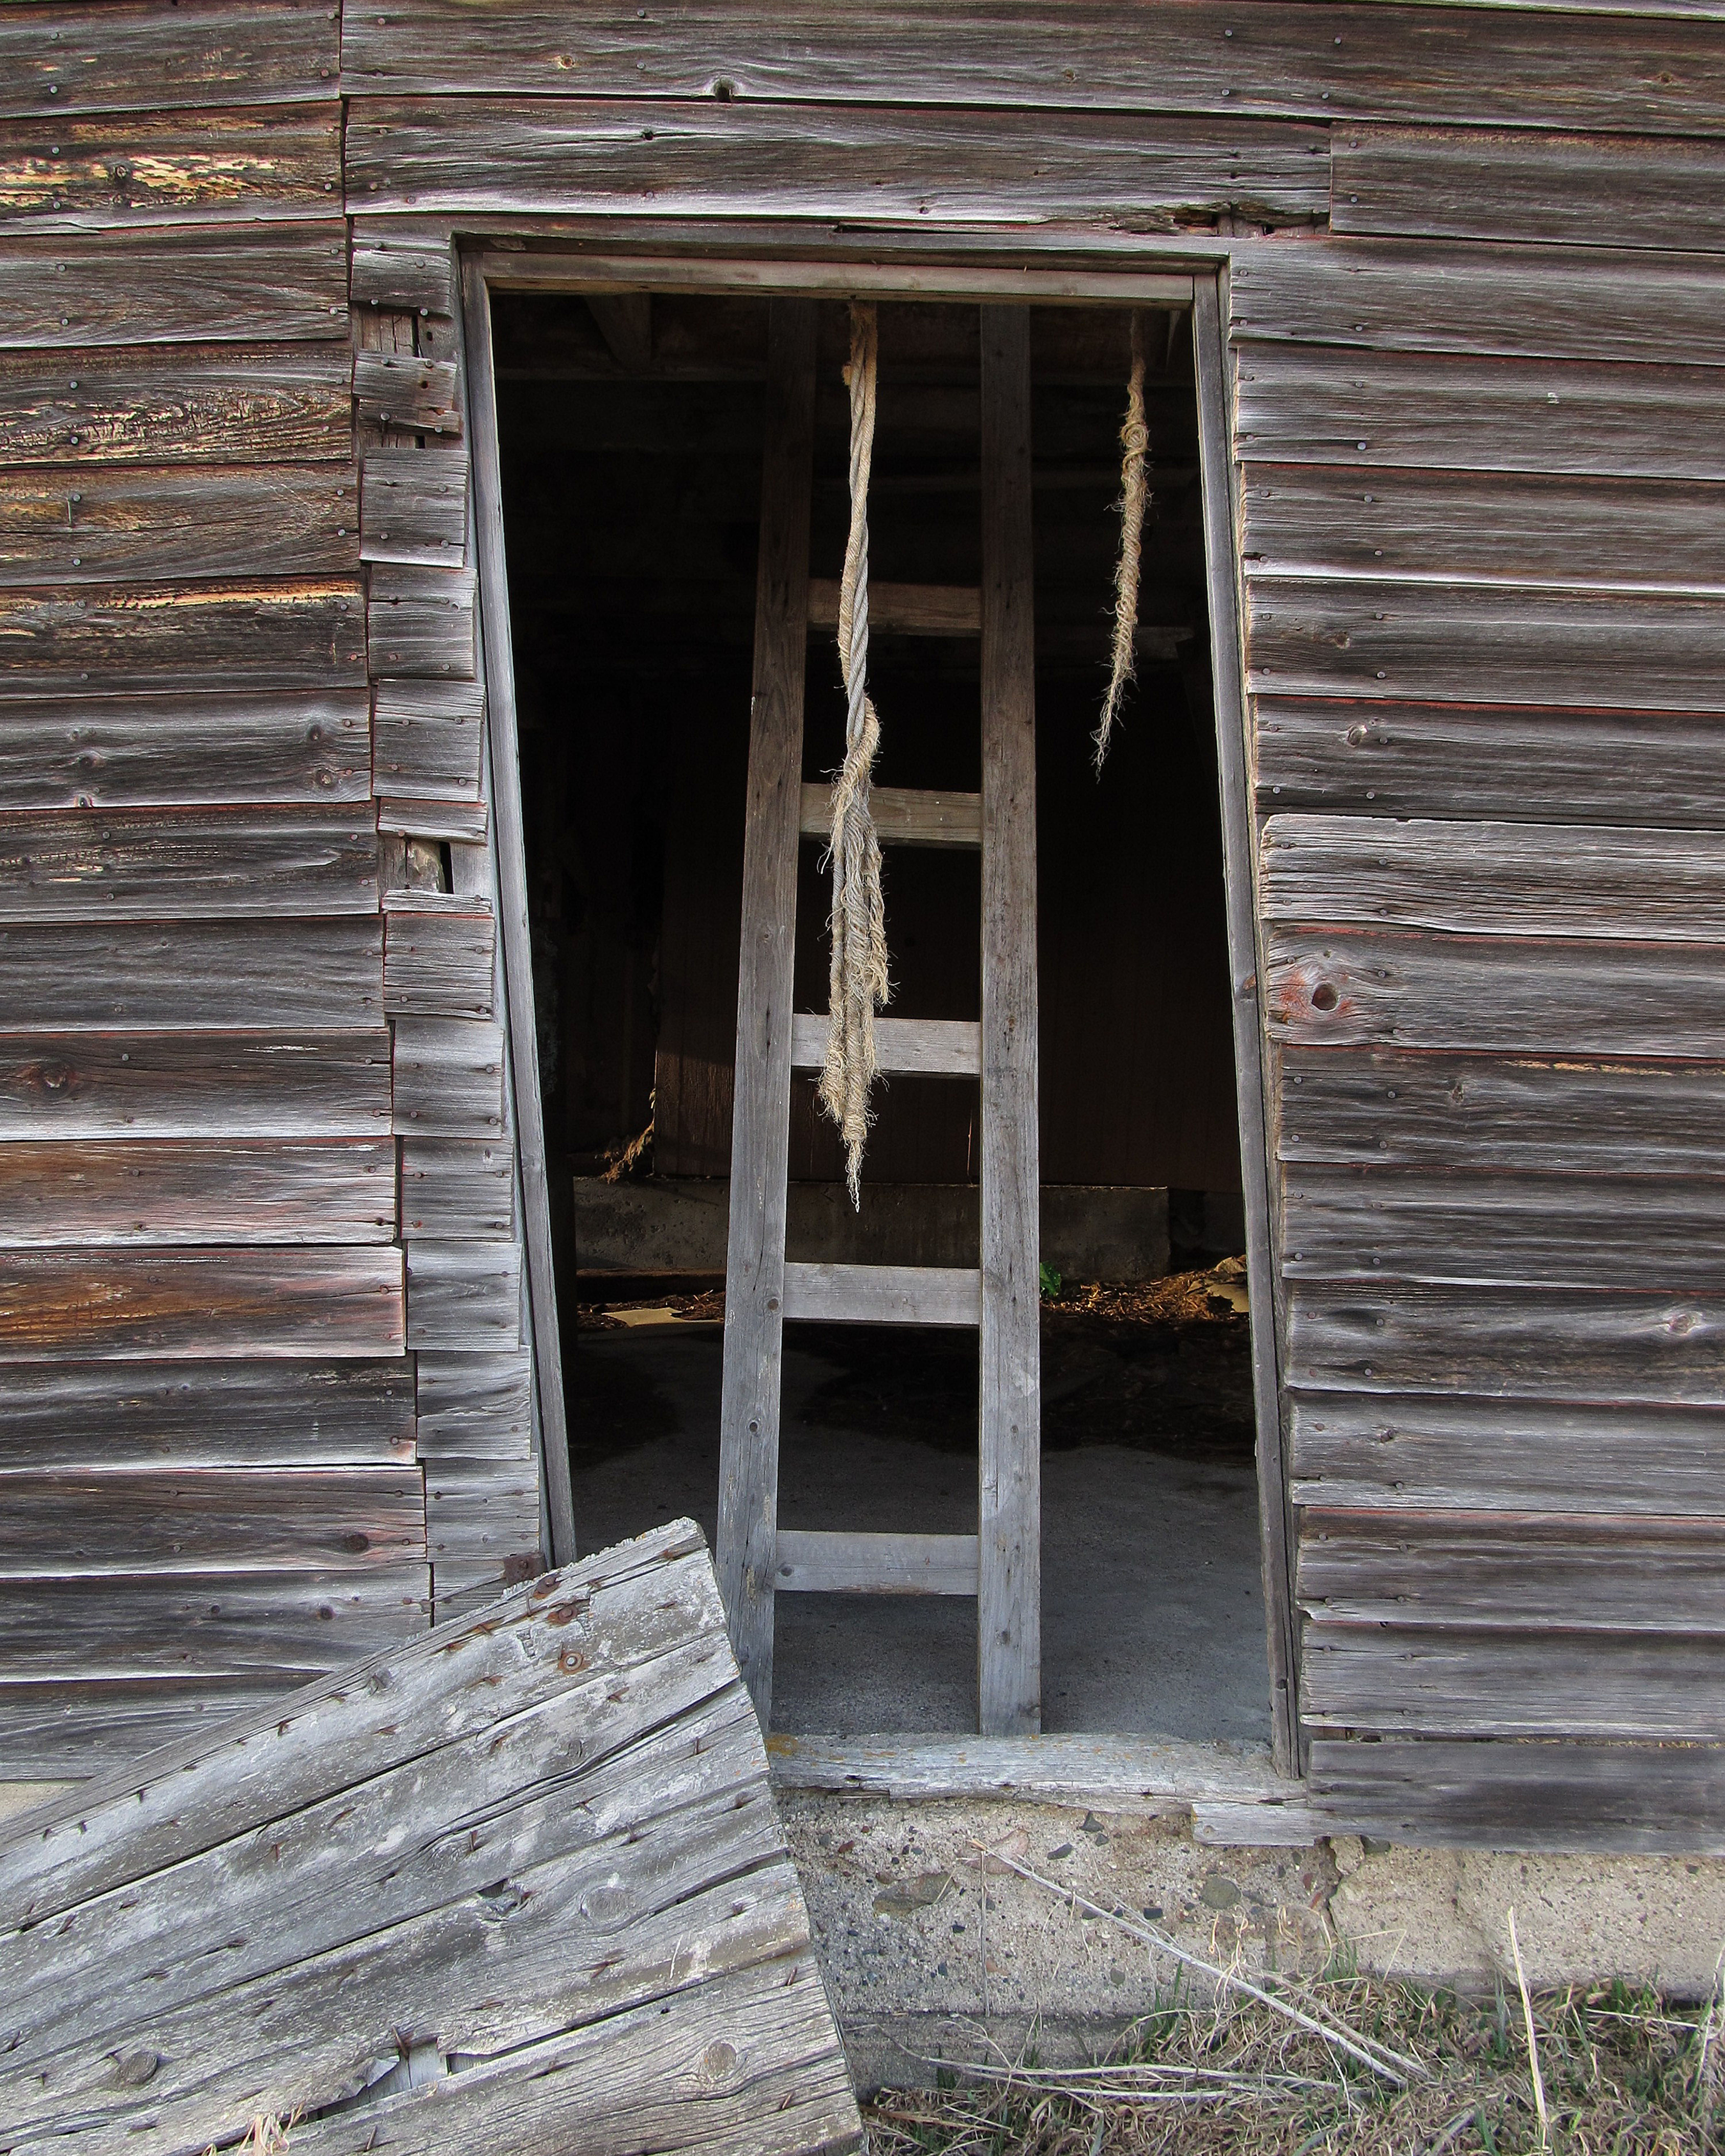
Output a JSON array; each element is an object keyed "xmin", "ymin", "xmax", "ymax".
[
  {"xmin": 807, "ymin": 578, "xmax": 980, "ymax": 636},
  {"xmin": 800, "ymin": 782, "xmax": 981, "ymax": 849},
  {"xmin": 776, "ymin": 1529, "xmax": 980, "ymax": 1598},
  {"xmin": 782, "ymin": 1261, "xmax": 981, "ymax": 1327},
  {"xmin": 789, "ymin": 1013, "xmax": 980, "ymax": 1078}
]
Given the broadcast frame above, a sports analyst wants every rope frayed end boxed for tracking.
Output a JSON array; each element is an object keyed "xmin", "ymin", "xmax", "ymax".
[{"xmin": 1095, "ymin": 311, "xmax": 1150, "ymax": 775}]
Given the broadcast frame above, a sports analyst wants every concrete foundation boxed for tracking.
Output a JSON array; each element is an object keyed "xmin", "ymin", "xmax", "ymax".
[
  {"xmin": 576, "ymin": 1175, "xmax": 1172, "ymax": 1281},
  {"xmin": 781, "ymin": 1795, "xmax": 1725, "ymax": 2089}
]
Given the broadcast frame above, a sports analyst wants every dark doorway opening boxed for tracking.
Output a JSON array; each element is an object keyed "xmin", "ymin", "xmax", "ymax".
[{"xmin": 492, "ymin": 290, "xmax": 1267, "ymax": 1742}]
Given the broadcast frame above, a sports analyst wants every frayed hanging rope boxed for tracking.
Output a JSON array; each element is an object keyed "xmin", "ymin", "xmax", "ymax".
[
  {"xmin": 819, "ymin": 300, "xmax": 891, "ymax": 1208},
  {"xmin": 1094, "ymin": 310, "xmax": 1150, "ymax": 773}
]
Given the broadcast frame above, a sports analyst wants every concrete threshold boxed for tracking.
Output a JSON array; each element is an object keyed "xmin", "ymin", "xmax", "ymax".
[{"xmin": 768, "ymin": 1730, "xmax": 1325, "ymax": 1845}]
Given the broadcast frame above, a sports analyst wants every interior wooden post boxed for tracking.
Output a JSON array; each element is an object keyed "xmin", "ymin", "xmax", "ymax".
[
  {"xmin": 978, "ymin": 303, "xmax": 1042, "ymax": 1737},
  {"xmin": 714, "ymin": 297, "xmax": 818, "ymax": 1726}
]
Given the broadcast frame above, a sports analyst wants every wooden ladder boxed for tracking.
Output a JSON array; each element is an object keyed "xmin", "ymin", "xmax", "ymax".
[{"xmin": 716, "ymin": 298, "xmax": 1041, "ymax": 1738}]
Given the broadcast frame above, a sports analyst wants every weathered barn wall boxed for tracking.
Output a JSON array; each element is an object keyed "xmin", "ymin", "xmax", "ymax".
[{"xmin": 3, "ymin": 0, "xmax": 1723, "ymax": 1839}]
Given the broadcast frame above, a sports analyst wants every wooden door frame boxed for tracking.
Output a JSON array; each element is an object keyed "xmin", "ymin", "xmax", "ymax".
[{"xmin": 459, "ymin": 243, "xmax": 1301, "ymax": 1778}]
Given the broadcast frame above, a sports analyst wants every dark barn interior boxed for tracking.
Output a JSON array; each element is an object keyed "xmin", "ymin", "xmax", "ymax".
[{"xmin": 493, "ymin": 292, "xmax": 1268, "ymax": 1740}]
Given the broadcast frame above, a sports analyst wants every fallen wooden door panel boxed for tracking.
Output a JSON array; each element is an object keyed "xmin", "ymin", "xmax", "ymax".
[{"xmin": 0, "ymin": 1521, "xmax": 860, "ymax": 2156}]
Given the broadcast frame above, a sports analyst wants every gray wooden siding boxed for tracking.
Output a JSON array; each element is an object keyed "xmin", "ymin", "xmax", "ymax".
[{"xmin": 5, "ymin": 0, "xmax": 1723, "ymax": 1836}]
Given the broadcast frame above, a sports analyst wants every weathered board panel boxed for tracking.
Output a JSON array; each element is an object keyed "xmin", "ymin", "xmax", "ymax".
[
  {"xmin": 0, "ymin": 1248, "xmax": 405, "ymax": 1360},
  {"xmin": 0, "ymin": 1031, "xmax": 392, "ymax": 1141},
  {"xmin": 0, "ymin": 1677, "xmax": 306, "ymax": 1778},
  {"xmin": 372, "ymin": 678, "xmax": 485, "ymax": 799},
  {"xmin": 1282, "ymin": 1163, "xmax": 1725, "ymax": 1292},
  {"xmin": 1245, "ymin": 580, "xmax": 1725, "ymax": 710},
  {"xmin": 1287, "ymin": 1281, "xmax": 1725, "ymax": 1406},
  {"xmin": 1231, "ymin": 240, "xmax": 1725, "ymax": 367},
  {"xmin": 0, "ymin": 224, "xmax": 349, "ymax": 350},
  {"xmin": 360, "ymin": 446, "xmax": 468, "ymax": 567},
  {"xmin": 0, "ymin": 1139, "xmax": 396, "ymax": 1248},
  {"xmin": 1308, "ymin": 1737, "xmax": 1725, "ymax": 1854},
  {"xmin": 0, "ymin": 1525, "xmax": 860, "ymax": 2154},
  {"xmin": 1289, "ymin": 1393, "xmax": 1725, "ymax": 1518},
  {"xmin": 1266, "ymin": 926, "xmax": 1725, "ymax": 1059},
  {"xmin": 339, "ymin": 3, "xmax": 1725, "ymax": 137},
  {"xmin": 1255, "ymin": 698, "xmax": 1725, "ymax": 828},
  {"xmin": 0, "ymin": 343, "xmax": 352, "ymax": 467},
  {"xmin": 367, "ymin": 563, "xmax": 477, "ymax": 679},
  {"xmin": 1298, "ymin": 1513, "xmax": 1725, "ymax": 1631},
  {"xmin": 0, "ymin": 1359, "xmax": 415, "ymax": 1469},
  {"xmin": 0, "ymin": 1570, "xmax": 428, "ymax": 1676},
  {"xmin": 414, "ymin": 1348, "xmax": 533, "ymax": 1456},
  {"xmin": 0, "ymin": 1467, "xmax": 425, "ymax": 1575},
  {"xmin": 1262, "ymin": 814, "xmax": 1725, "ymax": 941},
  {"xmin": 0, "ymin": 805, "xmax": 377, "ymax": 920},
  {"xmin": 383, "ymin": 901, "xmax": 497, "ymax": 1018},
  {"xmin": 0, "ymin": 466, "xmax": 359, "ymax": 588},
  {"xmin": 391, "ymin": 1016, "xmax": 506, "ymax": 1136},
  {"xmin": 1332, "ymin": 123, "xmax": 1725, "ymax": 253},
  {"xmin": 1302, "ymin": 1626, "xmax": 1725, "ymax": 1740},
  {"xmin": 400, "ymin": 1137, "xmax": 513, "ymax": 1239},
  {"xmin": 346, "ymin": 97, "xmax": 1328, "ymax": 226},
  {"xmin": 0, "ymin": 0, "xmax": 340, "ymax": 118},
  {"xmin": 0, "ymin": 690, "xmax": 370, "ymax": 811},
  {"xmin": 1239, "ymin": 465, "xmax": 1725, "ymax": 591},
  {"xmin": 350, "ymin": 226, "xmax": 456, "ymax": 313},
  {"xmin": 0, "ymin": 918, "xmax": 383, "ymax": 1029},
  {"xmin": 353, "ymin": 347, "xmax": 462, "ymax": 436},
  {"xmin": 0, "ymin": 108, "xmax": 341, "ymax": 231},
  {"xmin": 1278, "ymin": 1046, "xmax": 1725, "ymax": 1177},
  {"xmin": 0, "ymin": 579, "xmax": 367, "ymax": 697},
  {"xmin": 405, "ymin": 1237, "xmax": 523, "ymax": 1348},
  {"xmin": 1233, "ymin": 345, "xmax": 1725, "ymax": 481}
]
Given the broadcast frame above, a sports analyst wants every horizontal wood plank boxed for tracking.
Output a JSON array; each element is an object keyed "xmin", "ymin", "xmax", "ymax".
[
  {"xmin": 799, "ymin": 780, "xmax": 981, "ymax": 847},
  {"xmin": 1266, "ymin": 925, "xmax": 1725, "ymax": 1059},
  {"xmin": 0, "ymin": 803, "xmax": 377, "ymax": 919},
  {"xmin": 1254, "ymin": 697, "xmax": 1725, "ymax": 827},
  {"xmin": 0, "ymin": 107, "xmax": 340, "ymax": 230},
  {"xmin": 0, "ymin": 1569, "xmax": 428, "ymax": 1677},
  {"xmin": 1298, "ymin": 1512, "xmax": 1725, "ymax": 1634},
  {"xmin": 1262, "ymin": 812, "xmax": 1725, "ymax": 941},
  {"xmin": 1282, "ymin": 1162, "xmax": 1725, "ymax": 1293},
  {"xmin": 0, "ymin": 1030, "xmax": 391, "ymax": 1141},
  {"xmin": 782, "ymin": 1260, "xmax": 982, "ymax": 1326},
  {"xmin": 0, "ymin": 223, "xmax": 348, "ymax": 351},
  {"xmin": 0, "ymin": 1247, "xmax": 405, "ymax": 1360},
  {"xmin": 384, "ymin": 902, "xmax": 496, "ymax": 1018},
  {"xmin": 789, "ymin": 1012, "xmax": 980, "ymax": 1077},
  {"xmin": 1287, "ymin": 1280, "xmax": 1725, "ymax": 1406},
  {"xmin": 0, "ymin": 917, "xmax": 382, "ymax": 1029},
  {"xmin": 1233, "ymin": 343, "xmax": 1725, "ymax": 482},
  {"xmin": 0, "ymin": 1359, "xmax": 415, "ymax": 1469},
  {"xmin": 346, "ymin": 95, "xmax": 1328, "ymax": 227},
  {"xmin": 1307, "ymin": 1736, "xmax": 1725, "ymax": 1853},
  {"xmin": 1, "ymin": 0, "xmax": 340, "ymax": 118},
  {"xmin": 1289, "ymin": 1392, "xmax": 1725, "ymax": 1519},
  {"xmin": 0, "ymin": 341, "xmax": 352, "ymax": 467},
  {"xmin": 339, "ymin": 4, "xmax": 1725, "ymax": 136},
  {"xmin": 1239, "ymin": 465, "xmax": 1725, "ymax": 594},
  {"xmin": 360, "ymin": 446, "xmax": 468, "ymax": 567},
  {"xmin": 376, "ymin": 794, "xmax": 488, "ymax": 843},
  {"xmin": 353, "ymin": 348, "xmax": 461, "ymax": 436},
  {"xmin": 1332, "ymin": 122, "xmax": 1725, "ymax": 255},
  {"xmin": 405, "ymin": 1237, "xmax": 522, "ymax": 1348},
  {"xmin": 0, "ymin": 1676, "xmax": 305, "ymax": 1779},
  {"xmin": 0, "ymin": 1138, "xmax": 395, "ymax": 1248},
  {"xmin": 350, "ymin": 226, "xmax": 457, "ymax": 313},
  {"xmin": 1302, "ymin": 1625, "xmax": 1725, "ymax": 1740},
  {"xmin": 1231, "ymin": 239, "xmax": 1725, "ymax": 368},
  {"xmin": 400, "ymin": 1136, "xmax": 513, "ymax": 1239},
  {"xmin": 391, "ymin": 1016, "xmax": 505, "ymax": 1136},
  {"xmin": 775, "ymin": 1528, "xmax": 979, "ymax": 1595},
  {"xmin": 368, "ymin": 562, "xmax": 477, "ymax": 679},
  {"xmin": 0, "ymin": 1468, "xmax": 425, "ymax": 1578},
  {"xmin": 372, "ymin": 678, "xmax": 485, "ymax": 799},
  {"xmin": 0, "ymin": 464, "xmax": 358, "ymax": 588},
  {"xmin": 1278, "ymin": 1046, "xmax": 1725, "ymax": 1178},
  {"xmin": 1246, "ymin": 579, "xmax": 1725, "ymax": 711}
]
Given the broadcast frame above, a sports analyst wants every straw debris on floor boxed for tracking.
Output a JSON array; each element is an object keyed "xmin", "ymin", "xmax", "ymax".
[{"xmin": 863, "ymin": 1970, "xmax": 1724, "ymax": 2154}]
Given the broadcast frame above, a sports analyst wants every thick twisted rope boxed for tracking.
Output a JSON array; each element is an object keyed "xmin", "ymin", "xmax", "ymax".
[
  {"xmin": 1095, "ymin": 310, "xmax": 1150, "ymax": 773},
  {"xmin": 819, "ymin": 300, "xmax": 891, "ymax": 1207}
]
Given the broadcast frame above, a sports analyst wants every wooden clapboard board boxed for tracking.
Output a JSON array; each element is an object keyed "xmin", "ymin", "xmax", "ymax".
[{"xmin": 0, "ymin": 1521, "xmax": 860, "ymax": 2156}]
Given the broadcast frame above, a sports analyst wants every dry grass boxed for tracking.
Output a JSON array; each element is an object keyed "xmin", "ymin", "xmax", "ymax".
[{"xmin": 864, "ymin": 1970, "xmax": 1724, "ymax": 2155}]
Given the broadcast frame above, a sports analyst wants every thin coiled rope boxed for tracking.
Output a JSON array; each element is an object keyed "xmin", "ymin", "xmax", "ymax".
[
  {"xmin": 819, "ymin": 300, "xmax": 891, "ymax": 1206},
  {"xmin": 1095, "ymin": 310, "xmax": 1150, "ymax": 772}
]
